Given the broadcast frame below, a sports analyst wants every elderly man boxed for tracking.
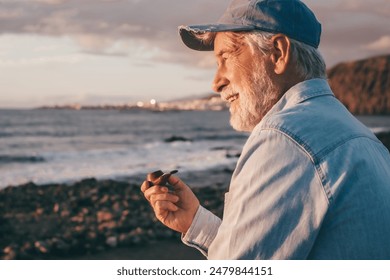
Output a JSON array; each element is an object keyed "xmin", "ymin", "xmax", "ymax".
[{"xmin": 141, "ymin": 0, "xmax": 390, "ymax": 259}]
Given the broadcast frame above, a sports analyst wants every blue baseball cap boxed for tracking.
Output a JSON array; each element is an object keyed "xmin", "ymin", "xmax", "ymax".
[{"xmin": 179, "ymin": 0, "xmax": 321, "ymax": 50}]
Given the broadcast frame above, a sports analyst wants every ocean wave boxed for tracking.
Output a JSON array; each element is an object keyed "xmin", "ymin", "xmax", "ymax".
[
  {"xmin": 195, "ymin": 133, "xmax": 248, "ymax": 141},
  {"xmin": 371, "ymin": 127, "xmax": 390, "ymax": 134},
  {"xmin": 0, "ymin": 132, "xmax": 14, "ymax": 138},
  {"xmin": 0, "ymin": 155, "xmax": 46, "ymax": 164}
]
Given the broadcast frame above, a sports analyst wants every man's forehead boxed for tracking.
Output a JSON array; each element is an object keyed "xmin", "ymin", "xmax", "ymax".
[{"xmin": 214, "ymin": 32, "xmax": 242, "ymax": 54}]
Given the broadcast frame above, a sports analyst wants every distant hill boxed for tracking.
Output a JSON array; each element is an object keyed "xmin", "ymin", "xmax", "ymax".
[{"xmin": 328, "ymin": 54, "xmax": 390, "ymax": 115}]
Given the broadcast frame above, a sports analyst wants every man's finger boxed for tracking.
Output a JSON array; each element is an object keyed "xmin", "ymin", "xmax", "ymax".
[
  {"xmin": 143, "ymin": 185, "xmax": 168, "ymax": 202},
  {"xmin": 150, "ymin": 193, "xmax": 179, "ymax": 207},
  {"xmin": 155, "ymin": 200, "xmax": 179, "ymax": 214},
  {"xmin": 140, "ymin": 180, "xmax": 151, "ymax": 193},
  {"xmin": 168, "ymin": 175, "xmax": 188, "ymax": 191}
]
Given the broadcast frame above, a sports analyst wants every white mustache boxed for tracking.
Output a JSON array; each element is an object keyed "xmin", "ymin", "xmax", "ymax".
[{"xmin": 221, "ymin": 86, "xmax": 240, "ymax": 102}]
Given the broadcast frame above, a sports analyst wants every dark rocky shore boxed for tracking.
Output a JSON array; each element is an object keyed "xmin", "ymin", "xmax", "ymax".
[
  {"xmin": 377, "ymin": 132, "xmax": 390, "ymax": 151},
  {"xmin": 1, "ymin": 132, "xmax": 389, "ymax": 260},
  {"xmin": 0, "ymin": 168, "xmax": 231, "ymax": 260}
]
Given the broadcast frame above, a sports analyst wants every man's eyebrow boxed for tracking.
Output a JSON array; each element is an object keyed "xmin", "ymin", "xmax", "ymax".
[{"xmin": 216, "ymin": 48, "xmax": 232, "ymax": 57}]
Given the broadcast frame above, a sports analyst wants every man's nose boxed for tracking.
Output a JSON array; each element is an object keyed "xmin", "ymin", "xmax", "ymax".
[{"xmin": 212, "ymin": 69, "xmax": 229, "ymax": 93}]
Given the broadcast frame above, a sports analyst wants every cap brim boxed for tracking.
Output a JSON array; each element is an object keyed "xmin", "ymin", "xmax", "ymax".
[{"xmin": 179, "ymin": 24, "xmax": 255, "ymax": 51}]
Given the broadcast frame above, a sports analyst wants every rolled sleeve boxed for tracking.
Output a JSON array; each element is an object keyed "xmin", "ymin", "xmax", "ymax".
[{"xmin": 181, "ymin": 205, "xmax": 221, "ymax": 257}]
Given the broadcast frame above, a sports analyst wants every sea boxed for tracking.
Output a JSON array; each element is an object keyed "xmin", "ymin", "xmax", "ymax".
[{"xmin": 1, "ymin": 109, "xmax": 389, "ymax": 189}]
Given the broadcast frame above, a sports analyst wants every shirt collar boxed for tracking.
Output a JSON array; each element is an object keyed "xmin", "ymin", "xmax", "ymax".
[{"xmin": 265, "ymin": 78, "xmax": 334, "ymax": 118}]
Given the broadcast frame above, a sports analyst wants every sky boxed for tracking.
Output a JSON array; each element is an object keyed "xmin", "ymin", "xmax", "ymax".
[{"xmin": 0, "ymin": 0, "xmax": 389, "ymax": 108}]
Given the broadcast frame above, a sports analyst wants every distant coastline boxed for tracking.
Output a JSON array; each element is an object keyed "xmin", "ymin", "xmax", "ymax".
[
  {"xmin": 37, "ymin": 93, "xmax": 229, "ymax": 112},
  {"xmin": 36, "ymin": 54, "xmax": 390, "ymax": 115}
]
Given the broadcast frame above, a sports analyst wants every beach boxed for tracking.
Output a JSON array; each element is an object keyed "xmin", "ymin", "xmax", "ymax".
[
  {"xmin": 1, "ymin": 132, "xmax": 389, "ymax": 260},
  {"xmin": 0, "ymin": 167, "xmax": 231, "ymax": 260}
]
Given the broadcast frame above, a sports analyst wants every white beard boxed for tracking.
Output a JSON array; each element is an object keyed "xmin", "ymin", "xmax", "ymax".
[{"xmin": 227, "ymin": 63, "xmax": 279, "ymax": 132}]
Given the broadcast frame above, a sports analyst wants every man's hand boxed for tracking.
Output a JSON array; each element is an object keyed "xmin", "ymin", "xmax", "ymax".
[{"xmin": 141, "ymin": 175, "xmax": 200, "ymax": 233}]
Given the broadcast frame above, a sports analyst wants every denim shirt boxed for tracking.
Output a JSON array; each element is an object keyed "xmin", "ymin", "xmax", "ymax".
[{"xmin": 182, "ymin": 79, "xmax": 390, "ymax": 259}]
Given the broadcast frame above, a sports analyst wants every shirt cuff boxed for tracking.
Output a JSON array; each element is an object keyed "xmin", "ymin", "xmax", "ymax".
[{"xmin": 181, "ymin": 205, "xmax": 222, "ymax": 257}]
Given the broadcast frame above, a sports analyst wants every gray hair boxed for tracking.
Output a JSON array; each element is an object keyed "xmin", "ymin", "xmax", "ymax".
[
  {"xmin": 194, "ymin": 31, "xmax": 327, "ymax": 80},
  {"xmin": 245, "ymin": 31, "xmax": 327, "ymax": 80}
]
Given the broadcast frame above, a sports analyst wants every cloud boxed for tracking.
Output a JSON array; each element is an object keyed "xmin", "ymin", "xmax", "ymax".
[
  {"xmin": 339, "ymin": 0, "xmax": 390, "ymax": 17},
  {"xmin": 33, "ymin": 0, "xmax": 68, "ymax": 4},
  {"xmin": 0, "ymin": 0, "xmax": 389, "ymax": 68},
  {"xmin": 362, "ymin": 36, "xmax": 390, "ymax": 51},
  {"xmin": 73, "ymin": 34, "xmax": 115, "ymax": 52},
  {"xmin": 0, "ymin": 0, "xmax": 231, "ymax": 67},
  {"xmin": 306, "ymin": 0, "xmax": 390, "ymax": 66},
  {"xmin": 0, "ymin": 54, "xmax": 86, "ymax": 67},
  {"xmin": 0, "ymin": 1, "xmax": 228, "ymax": 39}
]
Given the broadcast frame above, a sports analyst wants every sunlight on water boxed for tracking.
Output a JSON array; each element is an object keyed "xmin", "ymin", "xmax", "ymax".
[{"xmin": 0, "ymin": 109, "xmax": 247, "ymax": 188}]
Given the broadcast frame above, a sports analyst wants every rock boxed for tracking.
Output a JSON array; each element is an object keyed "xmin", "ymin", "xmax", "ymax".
[
  {"xmin": 73, "ymin": 225, "xmax": 85, "ymax": 233},
  {"xmin": 130, "ymin": 235, "xmax": 142, "ymax": 245},
  {"xmin": 112, "ymin": 202, "xmax": 122, "ymax": 213},
  {"xmin": 98, "ymin": 221, "xmax": 116, "ymax": 231},
  {"xmin": 70, "ymin": 215, "xmax": 84, "ymax": 223},
  {"xmin": 97, "ymin": 211, "xmax": 113, "ymax": 223},
  {"xmin": 34, "ymin": 241, "xmax": 49, "ymax": 254},
  {"xmin": 19, "ymin": 242, "xmax": 34, "ymax": 259},
  {"xmin": 21, "ymin": 242, "xmax": 33, "ymax": 253},
  {"xmin": 52, "ymin": 238, "xmax": 70, "ymax": 252},
  {"xmin": 121, "ymin": 210, "xmax": 130, "ymax": 217},
  {"xmin": 128, "ymin": 227, "xmax": 144, "ymax": 244},
  {"xmin": 60, "ymin": 209, "xmax": 70, "ymax": 217},
  {"xmin": 226, "ymin": 152, "xmax": 241, "ymax": 158},
  {"xmin": 118, "ymin": 233, "xmax": 131, "ymax": 245},
  {"xmin": 106, "ymin": 236, "xmax": 118, "ymax": 248},
  {"xmin": 53, "ymin": 203, "xmax": 60, "ymax": 213},
  {"xmin": 99, "ymin": 195, "xmax": 110, "ymax": 204},
  {"xmin": 164, "ymin": 135, "xmax": 192, "ymax": 143},
  {"xmin": 87, "ymin": 231, "xmax": 97, "ymax": 241},
  {"xmin": 3, "ymin": 245, "xmax": 17, "ymax": 260},
  {"xmin": 35, "ymin": 207, "xmax": 44, "ymax": 216}
]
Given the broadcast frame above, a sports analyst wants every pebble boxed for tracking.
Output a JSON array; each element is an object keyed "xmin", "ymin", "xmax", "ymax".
[
  {"xmin": 34, "ymin": 241, "xmax": 49, "ymax": 254},
  {"xmin": 3, "ymin": 245, "xmax": 17, "ymax": 260},
  {"xmin": 106, "ymin": 236, "xmax": 118, "ymax": 248},
  {"xmin": 97, "ymin": 211, "xmax": 113, "ymax": 223}
]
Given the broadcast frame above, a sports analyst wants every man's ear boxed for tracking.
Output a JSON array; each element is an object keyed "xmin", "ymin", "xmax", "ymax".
[{"xmin": 270, "ymin": 34, "xmax": 291, "ymax": 75}]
